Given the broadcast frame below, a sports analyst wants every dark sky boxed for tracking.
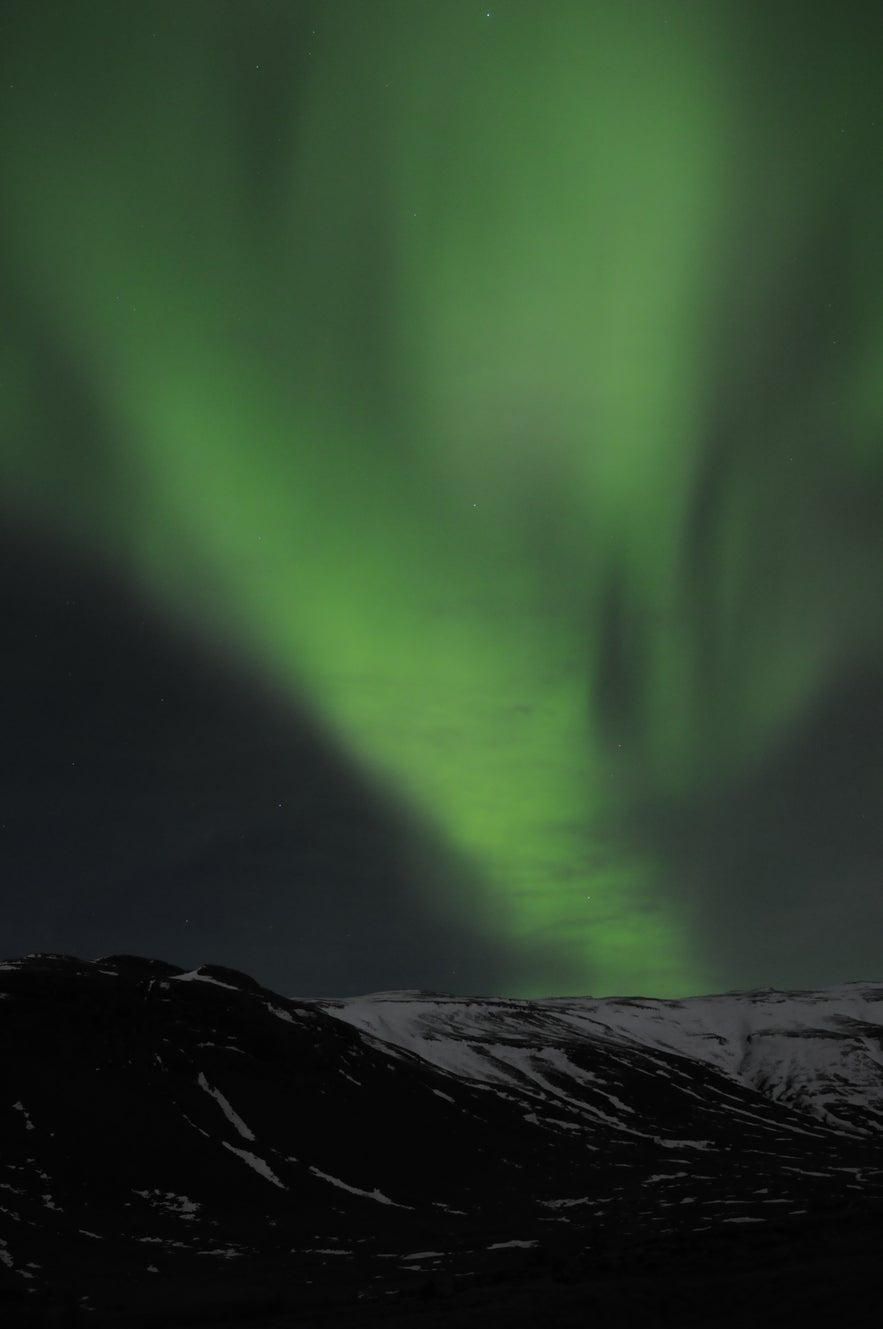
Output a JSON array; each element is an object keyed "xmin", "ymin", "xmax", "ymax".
[
  {"xmin": 1, "ymin": 0, "xmax": 881, "ymax": 999},
  {"xmin": 2, "ymin": 524, "xmax": 507, "ymax": 996}
]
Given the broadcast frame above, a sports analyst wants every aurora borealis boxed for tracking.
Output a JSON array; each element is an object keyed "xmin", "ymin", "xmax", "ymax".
[{"xmin": 1, "ymin": 1, "xmax": 881, "ymax": 998}]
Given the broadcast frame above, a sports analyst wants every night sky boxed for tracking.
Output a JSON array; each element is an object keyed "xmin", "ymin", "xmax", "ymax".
[{"xmin": 1, "ymin": 0, "xmax": 881, "ymax": 999}]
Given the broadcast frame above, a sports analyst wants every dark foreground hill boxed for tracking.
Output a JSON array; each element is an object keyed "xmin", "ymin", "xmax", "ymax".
[{"xmin": 2, "ymin": 953, "xmax": 883, "ymax": 1327}]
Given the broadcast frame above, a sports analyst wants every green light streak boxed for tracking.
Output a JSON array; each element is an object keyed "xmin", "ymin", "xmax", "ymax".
[{"xmin": 2, "ymin": 1, "xmax": 880, "ymax": 995}]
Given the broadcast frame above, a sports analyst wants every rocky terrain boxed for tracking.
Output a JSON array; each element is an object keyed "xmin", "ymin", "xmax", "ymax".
[{"xmin": 2, "ymin": 953, "xmax": 883, "ymax": 1326}]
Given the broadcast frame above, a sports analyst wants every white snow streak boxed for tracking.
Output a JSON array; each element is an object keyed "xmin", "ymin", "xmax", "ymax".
[
  {"xmin": 197, "ymin": 1072, "xmax": 255, "ymax": 1140},
  {"xmin": 308, "ymin": 1165, "xmax": 412, "ymax": 1209},
  {"xmin": 220, "ymin": 1141, "xmax": 285, "ymax": 1189}
]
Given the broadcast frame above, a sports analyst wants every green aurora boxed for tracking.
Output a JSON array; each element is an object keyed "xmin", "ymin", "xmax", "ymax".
[{"xmin": 2, "ymin": 1, "xmax": 881, "ymax": 995}]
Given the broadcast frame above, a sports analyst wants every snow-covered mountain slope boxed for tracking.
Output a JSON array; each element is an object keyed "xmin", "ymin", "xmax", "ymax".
[
  {"xmin": 320, "ymin": 982, "xmax": 883, "ymax": 1137},
  {"xmin": 2, "ymin": 954, "xmax": 883, "ymax": 1327}
]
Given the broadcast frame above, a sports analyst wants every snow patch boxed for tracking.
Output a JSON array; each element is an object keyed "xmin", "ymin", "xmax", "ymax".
[
  {"xmin": 172, "ymin": 971, "xmax": 238, "ymax": 990},
  {"xmin": 11, "ymin": 1102, "xmax": 35, "ymax": 1132}
]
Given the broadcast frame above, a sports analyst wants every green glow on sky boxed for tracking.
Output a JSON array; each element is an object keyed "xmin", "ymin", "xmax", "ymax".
[{"xmin": 2, "ymin": 1, "xmax": 880, "ymax": 995}]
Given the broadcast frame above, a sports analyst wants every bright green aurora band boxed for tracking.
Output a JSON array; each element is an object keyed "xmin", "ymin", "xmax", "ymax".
[{"xmin": 2, "ymin": 2, "xmax": 881, "ymax": 995}]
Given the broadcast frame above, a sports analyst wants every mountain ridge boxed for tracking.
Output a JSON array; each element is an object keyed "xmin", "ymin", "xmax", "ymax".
[{"xmin": 3, "ymin": 952, "xmax": 883, "ymax": 1326}]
